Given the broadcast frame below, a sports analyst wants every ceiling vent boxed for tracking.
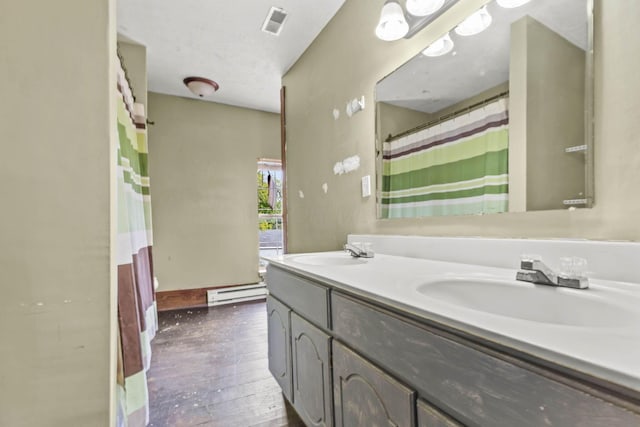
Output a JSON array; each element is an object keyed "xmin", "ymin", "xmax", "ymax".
[{"xmin": 262, "ymin": 7, "xmax": 288, "ymax": 36}]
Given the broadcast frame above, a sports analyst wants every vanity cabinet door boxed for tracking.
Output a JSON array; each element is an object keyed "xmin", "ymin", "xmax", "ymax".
[
  {"xmin": 417, "ymin": 399, "xmax": 463, "ymax": 427},
  {"xmin": 333, "ymin": 341, "xmax": 415, "ymax": 427},
  {"xmin": 291, "ymin": 312, "xmax": 333, "ymax": 427},
  {"xmin": 267, "ymin": 295, "xmax": 292, "ymax": 401}
]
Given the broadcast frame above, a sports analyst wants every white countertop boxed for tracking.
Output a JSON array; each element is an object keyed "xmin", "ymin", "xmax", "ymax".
[{"xmin": 265, "ymin": 251, "xmax": 640, "ymax": 394}]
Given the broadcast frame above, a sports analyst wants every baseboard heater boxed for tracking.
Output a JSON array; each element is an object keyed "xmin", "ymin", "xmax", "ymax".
[{"xmin": 207, "ymin": 283, "xmax": 267, "ymax": 306}]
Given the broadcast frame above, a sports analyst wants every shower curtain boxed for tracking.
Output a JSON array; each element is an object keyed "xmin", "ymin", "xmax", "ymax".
[
  {"xmin": 115, "ymin": 60, "xmax": 157, "ymax": 427},
  {"xmin": 381, "ymin": 98, "xmax": 509, "ymax": 218}
]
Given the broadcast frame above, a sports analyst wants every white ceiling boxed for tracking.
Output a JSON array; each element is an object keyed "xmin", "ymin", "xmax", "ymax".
[
  {"xmin": 117, "ymin": 0, "xmax": 346, "ymax": 113},
  {"xmin": 377, "ymin": 0, "xmax": 588, "ymax": 113}
]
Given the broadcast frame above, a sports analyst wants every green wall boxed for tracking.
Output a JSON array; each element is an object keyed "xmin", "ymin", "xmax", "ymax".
[
  {"xmin": 117, "ymin": 40, "xmax": 147, "ymax": 108},
  {"xmin": 509, "ymin": 16, "xmax": 586, "ymax": 212},
  {"xmin": 377, "ymin": 102, "xmax": 432, "ymax": 143},
  {"xmin": 148, "ymin": 92, "xmax": 280, "ymax": 291},
  {"xmin": 0, "ymin": 0, "xmax": 117, "ymax": 425}
]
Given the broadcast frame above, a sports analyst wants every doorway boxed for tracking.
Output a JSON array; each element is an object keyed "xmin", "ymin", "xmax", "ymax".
[{"xmin": 257, "ymin": 159, "xmax": 283, "ymax": 277}]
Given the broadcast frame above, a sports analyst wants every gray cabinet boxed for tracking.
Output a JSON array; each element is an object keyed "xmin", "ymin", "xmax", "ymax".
[
  {"xmin": 291, "ymin": 312, "xmax": 333, "ymax": 427},
  {"xmin": 333, "ymin": 341, "xmax": 415, "ymax": 427},
  {"xmin": 332, "ymin": 291, "xmax": 640, "ymax": 427},
  {"xmin": 266, "ymin": 265, "xmax": 640, "ymax": 427},
  {"xmin": 267, "ymin": 295, "xmax": 292, "ymax": 401}
]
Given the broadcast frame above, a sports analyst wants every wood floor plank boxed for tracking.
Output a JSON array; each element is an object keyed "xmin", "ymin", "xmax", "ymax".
[{"xmin": 148, "ymin": 302, "xmax": 304, "ymax": 427}]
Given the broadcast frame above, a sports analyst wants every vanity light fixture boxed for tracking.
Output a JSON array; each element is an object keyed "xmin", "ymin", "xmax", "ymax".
[
  {"xmin": 496, "ymin": 0, "xmax": 532, "ymax": 8},
  {"xmin": 375, "ymin": 0, "xmax": 410, "ymax": 41},
  {"xmin": 183, "ymin": 77, "xmax": 219, "ymax": 98},
  {"xmin": 454, "ymin": 6, "xmax": 492, "ymax": 36},
  {"xmin": 406, "ymin": 0, "xmax": 446, "ymax": 17},
  {"xmin": 375, "ymin": 0, "xmax": 459, "ymax": 41},
  {"xmin": 422, "ymin": 32, "xmax": 454, "ymax": 57}
]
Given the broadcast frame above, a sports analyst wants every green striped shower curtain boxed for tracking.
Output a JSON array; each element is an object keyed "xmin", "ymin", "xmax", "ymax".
[
  {"xmin": 116, "ymin": 61, "xmax": 157, "ymax": 427},
  {"xmin": 381, "ymin": 98, "xmax": 509, "ymax": 218}
]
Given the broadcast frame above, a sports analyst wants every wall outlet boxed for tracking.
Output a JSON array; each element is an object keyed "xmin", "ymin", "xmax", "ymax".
[{"xmin": 361, "ymin": 175, "xmax": 371, "ymax": 197}]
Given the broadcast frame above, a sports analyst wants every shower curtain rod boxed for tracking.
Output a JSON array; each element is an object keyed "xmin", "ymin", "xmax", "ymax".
[{"xmin": 385, "ymin": 90, "xmax": 509, "ymax": 143}]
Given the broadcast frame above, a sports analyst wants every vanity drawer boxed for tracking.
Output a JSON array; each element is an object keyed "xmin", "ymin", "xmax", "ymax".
[
  {"xmin": 332, "ymin": 291, "xmax": 640, "ymax": 427},
  {"xmin": 266, "ymin": 265, "xmax": 330, "ymax": 329}
]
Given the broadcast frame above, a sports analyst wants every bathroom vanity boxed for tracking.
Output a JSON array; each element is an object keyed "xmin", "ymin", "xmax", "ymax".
[{"xmin": 265, "ymin": 235, "xmax": 640, "ymax": 427}]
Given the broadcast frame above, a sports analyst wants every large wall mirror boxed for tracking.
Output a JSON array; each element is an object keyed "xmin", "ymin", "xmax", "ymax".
[{"xmin": 375, "ymin": 0, "xmax": 593, "ymax": 219}]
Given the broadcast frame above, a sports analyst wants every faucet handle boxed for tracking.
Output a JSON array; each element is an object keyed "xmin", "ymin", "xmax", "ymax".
[
  {"xmin": 519, "ymin": 255, "xmax": 557, "ymax": 285},
  {"xmin": 558, "ymin": 257, "xmax": 589, "ymax": 289},
  {"xmin": 361, "ymin": 242, "xmax": 373, "ymax": 255},
  {"xmin": 520, "ymin": 253, "xmax": 542, "ymax": 270},
  {"xmin": 559, "ymin": 256, "xmax": 588, "ymax": 279},
  {"xmin": 344, "ymin": 242, "xmax": 374, "ymax": 258}
]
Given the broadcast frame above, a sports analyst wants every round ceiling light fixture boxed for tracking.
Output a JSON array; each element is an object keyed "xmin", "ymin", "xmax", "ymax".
[{"xmin": 183, "ymin": 77, "xmax": 220, "ymax": 98}]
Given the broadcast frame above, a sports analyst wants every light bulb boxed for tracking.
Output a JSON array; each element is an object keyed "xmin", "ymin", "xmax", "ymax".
[
  {"xmin": 422, "ymin": 32, "xmax": 454, "ymax": 57},
  {"xmin": 406, "ymin": 0, "xmax": 445, "ymax": 17},
  {"xmin": 375, "ymin": 1, "xmax": 409, "ymax": 41},
  {"xmin": 454, "ymin": 6, "xmax": 492, "ymax": 36}
]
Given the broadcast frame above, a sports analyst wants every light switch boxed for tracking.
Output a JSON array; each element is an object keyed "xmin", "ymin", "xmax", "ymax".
[{"xmin": 361, "ymin": 175, "xmax": 371, "ymax": 197}]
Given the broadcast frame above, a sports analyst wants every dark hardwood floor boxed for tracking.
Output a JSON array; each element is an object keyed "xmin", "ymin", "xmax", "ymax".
[{"xmin": 148, "ymin": 301, "xmax": 305, "ymax": 427}]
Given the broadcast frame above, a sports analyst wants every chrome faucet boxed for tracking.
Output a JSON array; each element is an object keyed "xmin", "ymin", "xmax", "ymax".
[
  {"xmin": 344, "ymin": 243, "xmax": 374, "ymax": 258},
  {"xmin": 516, "ymin": 256, "xmax": 589, "ymax": 289}
]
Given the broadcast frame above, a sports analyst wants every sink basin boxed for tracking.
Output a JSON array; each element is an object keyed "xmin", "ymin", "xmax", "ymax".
[
  {"xmin": 416, "ymin": 278, "xmax": 636, "ymax": 328},
  {"xmin": 290, "ymin": 253, "xmax": 367, "ymax": 266}
]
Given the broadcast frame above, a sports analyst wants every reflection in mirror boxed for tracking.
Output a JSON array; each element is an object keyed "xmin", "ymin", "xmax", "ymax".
[{"xmin": 376, "ymin": 0, "xmax": 593, "ymax": 219}]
